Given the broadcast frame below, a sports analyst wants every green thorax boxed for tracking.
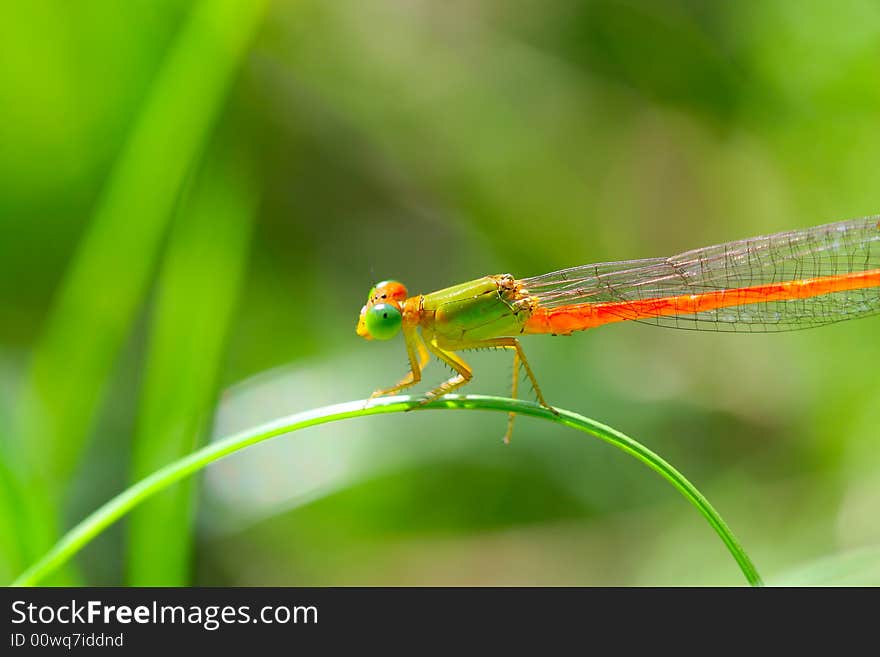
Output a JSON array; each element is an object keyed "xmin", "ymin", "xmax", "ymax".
[{"xmin": 420, "ymin": 275, "xmax": 531, "ymax": 344}]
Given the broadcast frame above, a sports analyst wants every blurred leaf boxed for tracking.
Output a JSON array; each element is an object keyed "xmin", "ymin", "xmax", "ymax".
[
  {"xmin": 3, "ymin": 0, "xmax": 267, "ymax": 579},
  {"xmin": 127, "ymin": 141, "xmax": 258, "ymax": 585},
  {"xmin": 771, "ymin": 546, "xmax": 880, "ymax": 586},
  {"xmin": 0, "ymin": 454, "xmax": 24, "ymax": 584}
]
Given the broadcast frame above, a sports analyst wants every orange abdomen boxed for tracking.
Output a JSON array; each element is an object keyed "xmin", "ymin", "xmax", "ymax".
[{"xmin": 524, "ymin": 268, "xmax": 880, "ymax": 335}]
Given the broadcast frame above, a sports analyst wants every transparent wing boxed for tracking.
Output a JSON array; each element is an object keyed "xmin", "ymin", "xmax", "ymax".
[{"xmin": 522, "ymin": 216, "xmax": 880, "ymax": 332}]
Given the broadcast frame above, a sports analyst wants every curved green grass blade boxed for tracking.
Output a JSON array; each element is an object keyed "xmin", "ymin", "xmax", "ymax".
[
  {"xmin": 12, "ymin": 395, "xmax": 763, "ymax": 587},
  {"xmin": 127, "ymin": 144, "xmax": 258, "ymax": 585},
  {"xmin": 1, "ymin": 0, "xmax": 268, "ymax": 580}
]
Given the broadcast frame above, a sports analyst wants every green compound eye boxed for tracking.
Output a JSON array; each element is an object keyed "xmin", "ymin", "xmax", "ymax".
[{"xmin": 365, "ymin": 303, "xmax": 402, "ymax": 340}]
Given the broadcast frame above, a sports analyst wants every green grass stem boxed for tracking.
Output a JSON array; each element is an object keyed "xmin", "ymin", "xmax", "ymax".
[{"xmin": 12, "ymin": 395, "xmax": 763, "ymax": 587}]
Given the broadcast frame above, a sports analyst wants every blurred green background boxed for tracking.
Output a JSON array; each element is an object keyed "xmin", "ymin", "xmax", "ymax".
[{"xmin": 2, "ymin": 0, "xmax": 879, "ymax": 586}]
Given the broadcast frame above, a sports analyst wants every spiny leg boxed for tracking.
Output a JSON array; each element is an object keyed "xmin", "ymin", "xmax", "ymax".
[
  {"xmin": 444, "ymin": 337, "xmax": 556, "ymax": 443},
  {"xmin": 506, "ymin": 348, "xmax": 521, "ymax": 444},
  {"xmin": 449, "ymin": 338, "xmax": 553, "ymax": 407},
  {"xmin": 420, "ymin": 339, "xmax": 473, "ymax": 402},
  {"xmin": 369, "ymin": 328, "xmax": 429, "ymax": 400}
]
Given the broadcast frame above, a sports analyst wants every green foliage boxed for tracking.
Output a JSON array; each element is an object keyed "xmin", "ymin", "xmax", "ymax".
[
  {"xmin": 1, "ymin": 0, "xmax": 267, "ymax": 581},
  {"xmin": 126, "ymin": 143, "xmax": 258, "ymax": 585},
  {"xmin": 2, "ymin": 0, "xmax": 879, "ymax": 586}
]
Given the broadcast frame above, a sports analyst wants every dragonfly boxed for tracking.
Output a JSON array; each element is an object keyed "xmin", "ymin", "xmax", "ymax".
[{"xmin": 357, "ymin": 215, "xmax": 880, "ymax": 442}]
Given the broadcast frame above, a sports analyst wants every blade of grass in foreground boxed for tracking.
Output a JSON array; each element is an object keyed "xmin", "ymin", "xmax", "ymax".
[
  {"xmin": 2, "ymin": 0, "xmax": 268, "ymax": 580},
  {"xmin": 12, "ymin": 396, "xmax": 763, "ymax": 587},
  {"xmin": 127, "ymin": 144, "xmax": 258, "ymax": 585}
]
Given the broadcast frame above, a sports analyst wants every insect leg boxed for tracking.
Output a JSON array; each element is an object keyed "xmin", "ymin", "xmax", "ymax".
[{"xmin": 369, "ymin": 327, "xmax": 429, "ymax": 399}]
